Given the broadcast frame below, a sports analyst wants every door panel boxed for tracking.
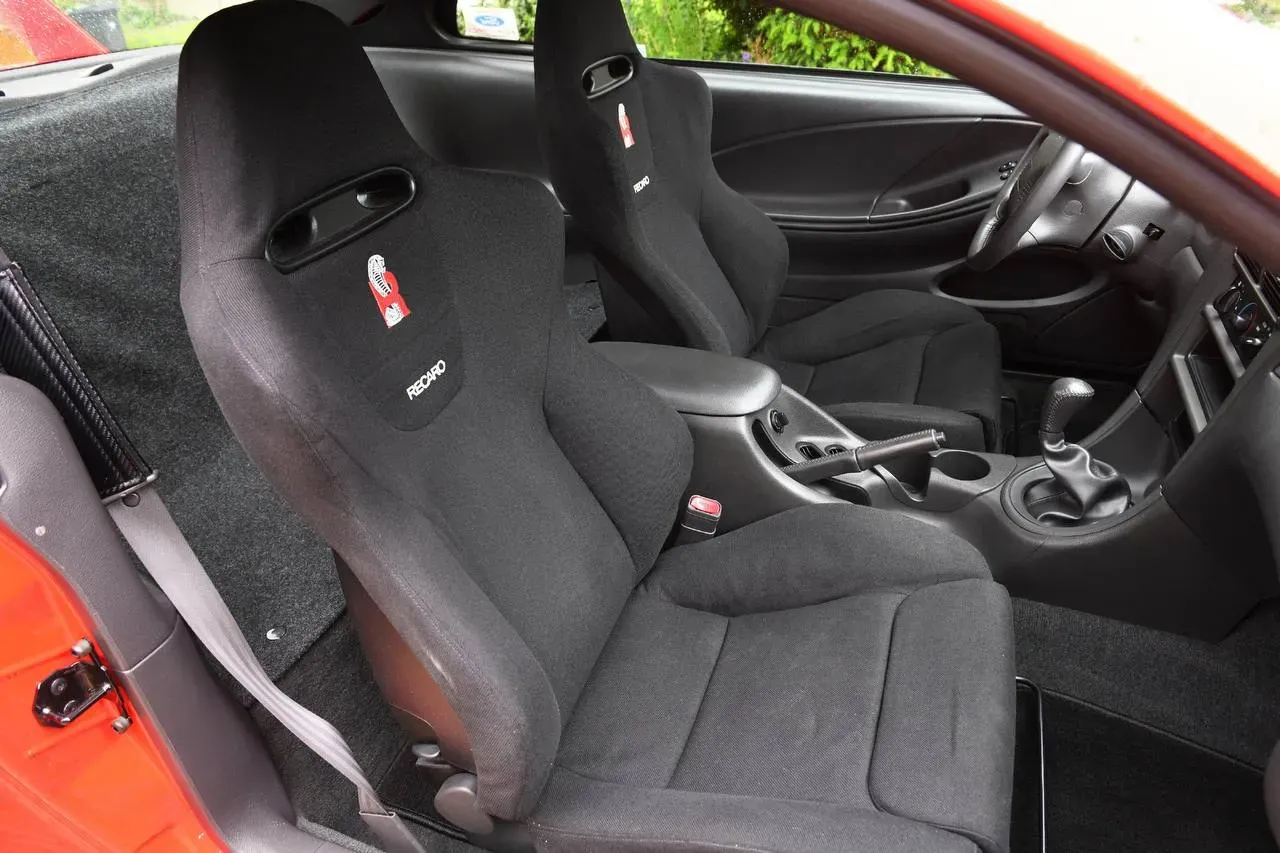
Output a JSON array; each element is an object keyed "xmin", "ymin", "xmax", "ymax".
[
  {"xmin": 371, "ymin": 49, "xmax": 1154, "ymax": 373},
  {"xmin": 712, "ymin": 117, "xmax": 981, "ymax": 222}
]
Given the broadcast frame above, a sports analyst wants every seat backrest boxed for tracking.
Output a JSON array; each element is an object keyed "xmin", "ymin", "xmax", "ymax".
[
  {"xmin": 176, "ymin": 0, "xmax": 692, "ymax": 821},
  {"xmin": 534, "ymin": 0, "xmax": 788, "ymax": 357}
]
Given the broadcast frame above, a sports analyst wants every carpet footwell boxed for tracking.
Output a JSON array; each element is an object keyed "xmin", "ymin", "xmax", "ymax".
[
  {"xmin": 1014, "ymin": 597, "xmax": 1280, "ymax": 769},
  {"xmin": 1041, "ymin": 692, "xmax": 1276, "ymax": 852}
]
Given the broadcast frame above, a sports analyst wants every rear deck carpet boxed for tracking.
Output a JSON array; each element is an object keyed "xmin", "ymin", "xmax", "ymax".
[{"xmin": 0, "ymin": 59, "xmax": 341, "ymax": 679}]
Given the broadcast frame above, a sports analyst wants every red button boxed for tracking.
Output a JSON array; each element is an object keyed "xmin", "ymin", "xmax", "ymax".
[{"xmin": 688, "ymin": 495, "xmax": 721, "ymax": 517}]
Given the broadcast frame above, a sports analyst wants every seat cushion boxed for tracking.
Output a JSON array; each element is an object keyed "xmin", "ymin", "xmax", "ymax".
[
  {"xmin": 753, "ymin": 289, "xmax": 1003, "ymax": 451},
  {"xmin": 536, "ymin": 505, "xmax": 1016, "ymax": 853}
]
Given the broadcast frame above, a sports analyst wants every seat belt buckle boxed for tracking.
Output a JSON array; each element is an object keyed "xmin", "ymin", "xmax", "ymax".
[{"xmin": 679, "ymin": 495, "xmax": 721, "ymax": 541}]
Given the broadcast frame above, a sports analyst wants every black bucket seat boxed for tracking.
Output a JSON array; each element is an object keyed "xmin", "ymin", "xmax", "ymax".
[
  {"xmin": 177, "ymin": 4, "xmax": 1016, "ymax": 851},
  {"xmin": 534, "ymin": 0, "xmax": 1004, "ymax": 452}
]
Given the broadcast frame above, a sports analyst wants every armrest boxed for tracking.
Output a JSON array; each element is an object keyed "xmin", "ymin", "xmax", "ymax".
[{"xmin": 592, "ymin": 342, "xmax": 781, "ymax": 416}]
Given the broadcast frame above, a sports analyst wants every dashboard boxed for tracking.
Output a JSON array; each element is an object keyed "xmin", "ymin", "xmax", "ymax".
[
  {"xmin": 1214, "ymin": 253, "xmax": 1279, "ymax": 369},
  {"xmin": 1175, "ymin": 252, "xmax": 1280, "ymax": 436}
]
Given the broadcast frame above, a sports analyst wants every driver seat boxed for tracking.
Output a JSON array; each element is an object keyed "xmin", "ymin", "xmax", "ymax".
[{"xmin": 534, "ymin": 0, "xmax": 1004, "ymax": 451}]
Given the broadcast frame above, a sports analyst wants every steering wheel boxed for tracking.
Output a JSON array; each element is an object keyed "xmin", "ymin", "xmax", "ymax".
[{"xmin": 968, "ymin": 129, "xmax": 1086, "ymax": 271}]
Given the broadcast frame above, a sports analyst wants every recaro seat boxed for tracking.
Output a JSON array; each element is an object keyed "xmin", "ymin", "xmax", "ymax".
[
  {"xmin": 534, "ymin": 0, "xmax": 1004, "ymax": 452},
  {"xmin": 177, "ymin": 4, "xmax": 1016, "ymax": 852}
]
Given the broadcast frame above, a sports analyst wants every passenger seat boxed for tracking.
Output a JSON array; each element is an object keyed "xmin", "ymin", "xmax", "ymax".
[
  {"xmin": 533, "ymin": 0, "xmax": 1005, "ymax": 452},
  {"xmin": 176, "ymin": 4, "xmax": 1016, "ymax": 851}
]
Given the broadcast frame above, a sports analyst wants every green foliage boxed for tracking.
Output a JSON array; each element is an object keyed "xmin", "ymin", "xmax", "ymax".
[
  {"xmin": 122, "ymin": 18, "xmax": 199, "ymax": 48},
  {"xmin": 458, "ymin": 0, "xmax": 946, "ymax": 76},
  {"xmin": 1231, "ymin": 0, "xmax": 1280, "ymax": 26},
  {"xmin": 745, "ymin": 7, "xmax": 945, "ymax": 75},
  {"xmin": 117, "ymin": 0, "xmax": 186, "ymax": 32},
  {"xmin": 622, "ymin": 0, "xmax": 735, "ymax": 62},
  {"xmin": 510, "ymin": 0, "xmax": 537, "ymax": 41}
]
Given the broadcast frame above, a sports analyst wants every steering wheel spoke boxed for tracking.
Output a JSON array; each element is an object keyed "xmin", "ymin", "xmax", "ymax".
[{"xmin": 967, "ymin": 130, "xmax": 1084, "ymax": 271}]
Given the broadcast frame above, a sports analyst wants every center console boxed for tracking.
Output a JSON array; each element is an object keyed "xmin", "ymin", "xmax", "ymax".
[
  {"xmin": 595, "ymin": 341, "xmax": 1015, "ymax": 529},
  {"xmin": 596, "ymin": 243, "xmax": 1280, "ymax": 642}
]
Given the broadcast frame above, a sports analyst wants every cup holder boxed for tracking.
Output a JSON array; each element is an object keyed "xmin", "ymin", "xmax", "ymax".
[{"xmin": 933, "ymin": 450, "xmax": 991, "ymax": 481}]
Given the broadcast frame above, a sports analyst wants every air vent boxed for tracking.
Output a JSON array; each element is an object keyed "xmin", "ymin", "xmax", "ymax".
[
  {"xmin": 1263, "ymin": 269, "xmax": 1280, "ymax": 315},
  {"xmin": 87, "ymin": 63, "xmax": 113, "ymax": 77}
]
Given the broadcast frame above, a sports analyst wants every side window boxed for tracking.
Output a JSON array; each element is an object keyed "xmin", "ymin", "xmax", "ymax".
[
  {"xmin": 454, "ymin": 0, "xmax": 944, "ymax": 77},
  {"xmin": 1, "ymin": 0, "xmax": 247, "ymax": 71}
]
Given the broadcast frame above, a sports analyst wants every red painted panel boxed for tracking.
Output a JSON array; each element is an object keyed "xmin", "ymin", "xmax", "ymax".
[{"xmin": 0, "ymin": 521, "xmax": 225, "ymax": 853}]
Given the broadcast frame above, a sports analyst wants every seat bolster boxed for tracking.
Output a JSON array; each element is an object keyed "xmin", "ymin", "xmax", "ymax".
[
  {"xmin": 531, "ymin": 769, "xmax": 981, "ymax": 853},
  {"xmin": 824, "ymin": 401, "xmax": 987, "ymax": 452},
  {"xmin": 755, "ymin": 289, "xmax": 985, "ymax": 366},
  {"xmin": 870, "ymin": 580, "xmax": 1016, "ymax": 853},
  {"xmin": 646, "ymin": 505, "xmax": 991, "ymax": 617}
]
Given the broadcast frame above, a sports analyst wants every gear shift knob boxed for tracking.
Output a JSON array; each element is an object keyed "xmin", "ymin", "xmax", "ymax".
[
  {"xmin": 1027, "ymin": 376, "xmax": 1130, "ymax": 524},
  {"xmin": 1039, "ymin": 377, "xmax": 1094, "ymax": 437}
]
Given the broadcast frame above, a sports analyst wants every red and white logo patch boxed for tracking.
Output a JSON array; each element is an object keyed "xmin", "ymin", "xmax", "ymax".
[
  {"xmin": 617, "ymin": 102, "xmax": 635, "ymax": 149},
  {"xmin": 367, "ymin": 254, "xmax": 411, "ymax": 329}
]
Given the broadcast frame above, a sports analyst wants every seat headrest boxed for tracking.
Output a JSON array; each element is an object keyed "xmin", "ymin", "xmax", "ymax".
[
  {"xmin": 177, "ymin": 0, "xmax": 421, "ymax": 263},
  {"xmin": 535, "ymin": 0, "xmax": 639, "ymax": 90}
]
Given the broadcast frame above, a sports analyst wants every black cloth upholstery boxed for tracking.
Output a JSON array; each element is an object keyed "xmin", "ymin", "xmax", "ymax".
[
  {"xmin": 543, "ymin": 505, "xmax": 1015, "ymax": 853},
  {"xmin": 753, "ymin": 289, "xmax": 1004, "ymax": 450},
  {"xmin": 178, "ymin": 4, "xmax": 1015, "ymax": 851},
  {"xmin": 534, "ymin": 0, "xmax": 1002, "ymax": 450}
]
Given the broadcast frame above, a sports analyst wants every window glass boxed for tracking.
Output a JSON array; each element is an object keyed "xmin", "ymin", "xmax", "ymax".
[
  {"xmin": 454, "ymin": 0, "xmax": 945, "ymax": 76},
  {"xmin": 1, "ymin": 0, "xmax": 246, "ymax": 71}
]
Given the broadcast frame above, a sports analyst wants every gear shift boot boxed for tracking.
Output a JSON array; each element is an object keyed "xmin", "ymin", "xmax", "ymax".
[{"xmin": 1023, "ymin": 378, "xmax": 1131, "ymax": 525}]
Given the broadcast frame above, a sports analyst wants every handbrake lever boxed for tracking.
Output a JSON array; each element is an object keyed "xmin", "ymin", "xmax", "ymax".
[{"xmin": 781, "ymin": 429, "xmax": 947, "ymax": 485}]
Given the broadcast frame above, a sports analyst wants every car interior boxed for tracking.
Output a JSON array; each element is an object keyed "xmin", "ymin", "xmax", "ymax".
[{"xmin": 1, "ymin": 0, "xmax": 1279, "ymax": 852}]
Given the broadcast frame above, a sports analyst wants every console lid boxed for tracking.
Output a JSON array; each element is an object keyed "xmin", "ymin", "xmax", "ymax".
[{"xmin": 593, "ymin": 342, "xmax": 781, "ymax": 416}]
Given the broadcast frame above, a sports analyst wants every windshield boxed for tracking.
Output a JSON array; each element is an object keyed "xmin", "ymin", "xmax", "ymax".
[{"xmin": 960, "ymin": 0, "xmax": 1280, "ymax": 195}]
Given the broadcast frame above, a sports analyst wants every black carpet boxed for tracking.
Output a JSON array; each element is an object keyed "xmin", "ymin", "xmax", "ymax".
[
  {"xmin": 252, "ymin": 613, "xmax": 479, "ymax": 851},
  {"xmin": 1040, "ymin": 692, "xmax": 1276, "ymax": 852},
  {"xmin": 1015, "ymin": 597, "xmax": 1280, "ymax": 769}
]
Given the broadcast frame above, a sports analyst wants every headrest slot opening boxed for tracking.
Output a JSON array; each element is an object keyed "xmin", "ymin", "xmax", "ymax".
[
  {"xmin": 265, "ymin": 166, "xmax": 416, "ymax": 272},
  {"xmin": 582, "ymin": 55, "xmax": 634, "ymax": 100}
]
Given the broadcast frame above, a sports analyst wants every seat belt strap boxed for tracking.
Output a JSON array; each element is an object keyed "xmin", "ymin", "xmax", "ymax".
[
  {"xmin": 108, "ymin": 487, "xmax": 427, "ymax": 853},
  {"xmin": 0, "ymin": 243, "xmax": 423, "ymax": 853}
]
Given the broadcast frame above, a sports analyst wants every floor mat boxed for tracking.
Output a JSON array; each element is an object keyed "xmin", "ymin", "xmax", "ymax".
[
  {"xmin": 1041, "ymin": 692, "xmax": 1276, "ymax": 852},
  {"xmin": 1014, "ymin": 597, "xmax": 1280, "ymax": 769}
]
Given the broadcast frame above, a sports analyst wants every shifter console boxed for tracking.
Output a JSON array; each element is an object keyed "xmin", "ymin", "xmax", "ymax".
[{"xmin": 1022, "ymin": 378, "xmax": 1132, "ymax": 525}]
